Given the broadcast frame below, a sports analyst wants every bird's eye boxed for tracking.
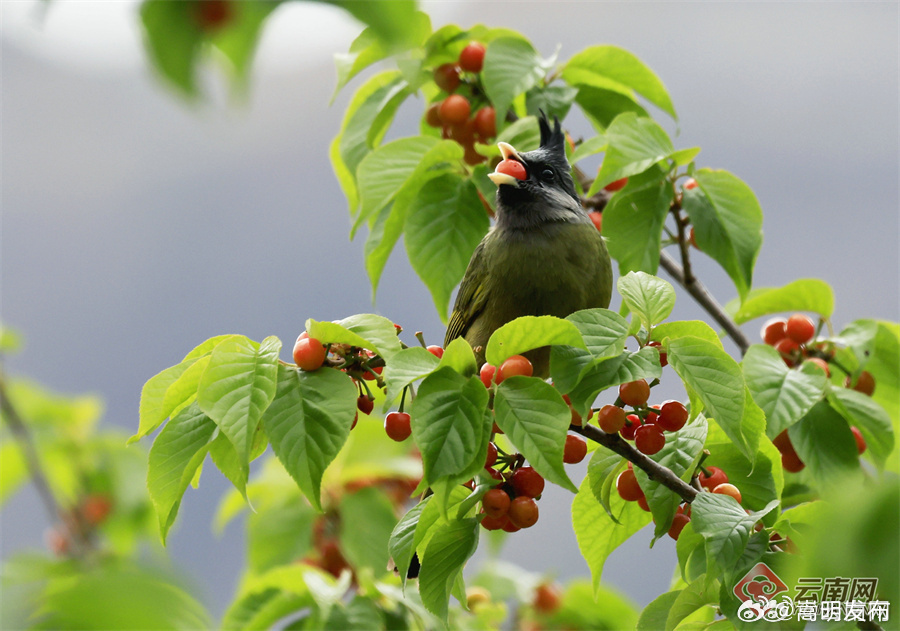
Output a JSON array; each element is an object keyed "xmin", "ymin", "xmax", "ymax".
[{"xmin": 540, "ymin": 168, "xmax": 554, "ymax": 182}]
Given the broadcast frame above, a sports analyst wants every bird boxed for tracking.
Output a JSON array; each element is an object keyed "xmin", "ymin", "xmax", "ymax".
[{"xmin": 444, "ymin": 113, "xmax": 612, "ymax": 376}]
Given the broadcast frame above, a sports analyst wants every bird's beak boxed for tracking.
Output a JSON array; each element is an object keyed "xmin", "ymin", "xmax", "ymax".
[
  {"xmin": 498, "ymin": 142, "xmax": 521, "ymax": 161},
  {"xmin": 487, "ymin": 142, "xmax": 525, "ymax": 187},
  {"xmin": 487, "ymin": 172, "xmax": 520, "ymax": 187}
]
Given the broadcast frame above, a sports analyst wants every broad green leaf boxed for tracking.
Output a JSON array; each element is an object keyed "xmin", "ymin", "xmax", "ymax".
[
  {"xmin": 637, "ymin": 591, "xmax": 680, "ymax": 631},
  {"xmin": 543, "ymin": 581, "xmax": 640, "ymax": 631},
  {"xmin": 587, "ymin": 446, "xmax": 626, "ymax": 520},
  {"xmin": 833, "ymin": 319, "xmax": 879, "ymax": 364},
  {"xmin": 651, "ymin": 321, "xmax": 723, "ymax": 349},
  {"xmin": 603, "ymin": 166, "xmax": 672, "ymax": 275},
  {"xmin": 828, "ymin": 387, "xmax": 894, "ymax": 469},
  {"xmin": 675, "ymin": 522, "xmax": 707, "ymax": 584},
  {"xmin": 418, "ymin": 518, "xmax": 480, "ymax": 622},
  {"xmin": 691, "ymin": 493, "xmax": 778, "ymax": 572},
  {"xmin": 485, "ymin": 316, "xmax": 586, "ymax": 366},
  {"xmin": 382, "ymin": 346, "xmax": 441, "ymax": 406},
  {"xmin": 496, "ymin": 115, "xmax": 541, "ymax": 151},
  {"xmin": 247, "ymin": 497, "xmax": 315, "ymax": 574},
  {"xmin": 617, "ymin": 271, "xmax": 676, "ymax": 332},
  {"xmin": 682, "ymin": 169, "xmax": 763, "ymax": 302},
  {"xmin": 411, "ymin": 368, "xmax": 489, "ymax": 484},
  {"xmin": 494, "ymin": 376, "xmax": 576, "ymax": 492},
  {"xmin": 159, "ymin": 355, "xmax": 209, "ymax": 425},
  {"xmin": 208, "ymin": 431, "xmax": 248, "ymax": 498},
  {"xmin": 483, "ymin": 37, "xmax": 550, "ymax": 134},
  {"xmin": 572, "ymin": 476, "xmax": 651, "ymax": 597},
  {"xmin": 307, "ymin": 313, "xmax": 402, "ymax": 361},
  {"xmin": 788, "ymin": 400, "xmax": 862, "ymax": 488},
  {"xmin": 133, "ymin": 360, "xmax": 196, "ymax": 444},
  {"xmin": 670, "ymin": 147, "xmax": 701, "ymax": 166},
  {"xmin": 575, "ymin": 85, "xmax": 649, "ymax": 132},
  {"xmin": 222, "ymin": 565, "xmax": 316, "ymax": 631},
  {"xmin": 339, "ymin": 487, "xmax": 398, "ymax": 575},
  {"xmin": 197, "ymin": 335, "xmax": 280, "ymax": 464},
  {"xmin": 701, "ymin": 438, "xmax": 783, "ymax": 512},
  {"xmin": 549, "ymin": 308, "xmax": 629, "ymax": 393},
  {"xmin": 323, "ymin": 0, "xmax": 421, "ymax": 48},
  {"xmin": 665, "ymin": 576, "xmax": 719, "ymax": 631},
  {"xmin": 593, "ymin": 113, "xmax": 675, "ymax": 193},
  {"xmin": 438, "ymin": 337, "xmax": 478, "ymax": 377},
  {"xmin": 405, "ymin": 174, "xmax": 490, "ymax": 321},
  {"xmin": 183, "ymin": 334, "xmax": 233, "ymax": 361},
  {"xmin": 525, "ymin": 84, "xmax": 579, "ymax": 120},
  {"xmin": 140, "ymin": 1, "xmax": 202, "ymax": 96},
  {"xmin": 571, "ymin": 133, "xmax": 609, "ymax": 164},
  {"xmin": 147, "ymin": 402, "xmax": 216, "ymax": 543},
  {"xmin": 563, "ymin": 45, "xmax": 676, "ymax": 120},
  {"xmin": 389, "ymin": 498, "xmax": 430, "ymax": 587},
  {"xmin": 262, "ymin": 366, "xmax": 357, "ymax": 511},
  {"xmin": 210, "ymin": 1, "xmax": 279, "ymax": 88},
  {"xmin": 742, "ymin": 344, "xmax": 827, "ymax": 438},
  {"xmin": 412, "ymin": 487, "xmax": 471, "ymax": 559},
  {"xmin": 728, "ymin": 278, "xmax": 834, "ymax": 324},
  {"xmin": 667, "ymin": 336, "xmax": 761, "ymax": 461},
  {"xmin": 0, "ymin": 443, "xmax": 27, "ymax": 507},
  {"xmin": 567, "ymin": 347, "xmax": 663, "ymax": 416}
]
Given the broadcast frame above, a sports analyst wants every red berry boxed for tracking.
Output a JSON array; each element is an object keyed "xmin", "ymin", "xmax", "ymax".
[
  {"xmin": 786, "ymin": 314, "xmax": 816, "ymax": 345},
  {"xmin": 81, "ymin": 494, "xmax": 113, "ymax": 526},
  {"xmin": 619, "ymin": 379, "xmax": 650, "ymax": 407},
  {"xmin": 439, "ymin": 95, "xmax": 470, "ymax": 125},
  {"xmin": 774, "ymin": 338, "xmax": 800, "ymax": 366},
  {"xmin": 508, "ymin": 496, "xmax": 539, "ymax": 528},
  {"xmin": 480, "ymin": 363, "xmax": 497, "ymax": 388},
  {"xmin": 495, "ymin": 159, "xmax": 527, "ymax": 181},
  {"xmin": 658, "ymin": 400, "xmax": 688, "ymax": 432},
  {"xmin": 510, "ymin": 467, "xmax": 544, "ymax": 498},
  {"xmin": 634, "ymin": 424, "xmax": 666, "ymax": 455},
  {"xmin": 851, "ymin": 426, "xmax": 867, "ymax": 455},
  {"xmin": 803, "ymin": 357, "xmax": 830, "ymax": 377},
  {"xmin": 668, "ymin": 513, "xmax": 690, "ymax": 540},
  {"xmin": 384, "ymin": 412, "xmax": 411, "ymax": 442},
  {"xmin": 845, "ymin": 371, "xmax": 876, "ymax": 396},
  {"xmin": 684, "ymin": 178, "xmax": 698, "ymax": 190},
  {"xmin": 533, "ymin": 582, "xmax": 562, "ymax": 614},
  {"xmin": 501, "ymin": 518, "xmax": 521, "ymax": 533},
  {"xmin": 427, "ymin": 345, "xmax": 444, "ymax": 359},
  {"xmin": 485, "ymin": 442, "xmax": 498, "ymax": 468},
  {"xmin": 563, "ymin": 435, "xmax": 587, "ymax": 464},
  {"xmin": 689, "ymin": 226, "xmax": 699, "ymax": 249},
  {"xmin": 616, "ymin": 469, "xmax": 644, "ymax": 502},
  {"xmin": 589, "ymin": 211, "xmax": 603, "ymax": 232},
  {"xmin": 647, "ymin": 340, "xmax": 667, "ymax": 367},
  {"xmin": 433, "ymin": 64, "xmax": 460, "ymax": 93},
  {"xmin": 484, "ymin": 467, "xmax": 503, "ymax": 482},
  {"xmin": 473, "ymin": 107, "xmax": 496, "ymax": 138},
  {"xmin": 458, "ymin": 42, "xmax": 486, "ymax": 73},
  {"xmin": 357, "ymin": 395, "xmax": 374, "ymax": 416},
  {"xmin": 293, "ymin": 337, "xmax": 326, "ymax": 371},
  {"xmin": 497, "ymin": 355, "xmax": 533, "ymax": 383},
  {"xmin": 45, "ymin": 527, "xmax": 70, "ymax": 556},
  {"xmin": 620, "ymin": 414, "xmax": 642, "ymax": 440},
  {"xmin": 604, "ymin": 177, "xmax": 628, "ymax": 192},
  {"xmin": 192, "ymin": 0, "xmax": 233, "ymax": 31},
  {"xmin": 425, "ymin": 103, "xmax": 442, "ymax": 128},
  {"xmin": 637, "ymin": 496, "xmax": 651, "ymax": 512},
  {"xmin": 597, "ymin": 404, "xmax": 627, "ymax": 434},
  {"xmin": 712, "ymin": 483, "xmax": 742, "ymax": 503},
  {"xmin": 482, "ymin": 488, "xmax": 511, "ymax": 519},
  {"xmin": 781, "ymin": 449, "xmax": 805, "ymax": 473},
  {"xmin": 644, "ymin": 405, "xmax": 660, "ymax": 425},
  {"xmin": 480, "ymin": 514, "xmax": 507, "ymax": 531},
  {"xmin": 761, "ymin": 318, "xmax": 788, "ymax": 346},
  {"xmin": 698, "ymin": 466, "xmax": 728, "ymax": 491}
]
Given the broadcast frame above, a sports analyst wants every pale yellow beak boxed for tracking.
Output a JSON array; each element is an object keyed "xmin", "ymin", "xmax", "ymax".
[
  {"xmin": 488, "ymin": 142, "xmax": 524, "ymax": 186},
  {"xmin": 497, "ymin": 142, "xmax": 521, "ymax": 161}
]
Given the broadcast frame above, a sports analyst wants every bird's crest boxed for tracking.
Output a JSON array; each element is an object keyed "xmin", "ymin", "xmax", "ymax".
[{"xmin": 538, "ymin": 111, "xmax": 566, "ymax": 154}]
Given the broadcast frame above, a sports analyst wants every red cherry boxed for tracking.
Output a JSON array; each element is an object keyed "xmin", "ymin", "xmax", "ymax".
[
  {"xmin": 635, "ymin": 424, "xmax": 666, "ymax": 455},
  {"xmin": 668, "ymin": 513, "xmax": 690, "ymax": 540},
  {"xmin": 81, "ymin": 494, "xmax": 113, "ymax": 526},
  {"xmin": 473, "ymin": 107, "xmax": 496, "ymax": 138},
  {"xmin": 482, "ymin": 488, "xmax": 511, "ymax": 519},
  {"xmin": 774, "ymin": 338, "xmax": 800, "ymax": 366},
  {"xmin": 781, "ymin": 449, "xmax": 805, "ymax": 473},
  {"xmin": 803, "ymin": 357, "xmax": 830, "ymax": 377},
  {"xmin": 508, "ymin": 496, "xmax": 539, "ymax": 528},
  {"xmin": 698, "ymin": 466, "xmax": 728, "ymax": 491},
  {"xmin": 684, "ymin": 178, "xmax": 698, "ymax": 190},
  {"xmin": 495, "ymin": 159, "xmax": 527, "ymax": 181},
  {"xmin": 439, "ymin": 95, "xmax": 470, "ymax": 125},
  {"xmin": 427, "ymin": 345, "xmax": 444, "ymax": 359},
  {"xmin": 845, "ymin": 371, "xmax": 876, "ymax": 396},
  {"xmin": 589, "ymin": 211, "xmax": 603, "ymax": 232},
  {"xmin": 712, "ymin": 483, "xmax": 742, "ymax": 503},
  {"xmin": 563, "ymin": 435, "xmax": 587, "ymax": 464},
  {"xmin": 433, "ymin": 64, "xmax": 460, "ymax": 93},
  {"xmin": 658, "ymin": 400, "xmax": 688, "ymax": 432},
  {"xmin": 480, "ymin": 514, "xmax": 507, "ymax": 531},
  {"xmin": 689, "ymin": 226, "xmax": 699, "ymax": 249},
  {"xmin": 458, "ymin": 42, "xmax": 486, "ymax": 73},
  {"xmin": 851, "ymin": 426, "xmax": 867, "ymax": 455},
  {"xmin": 644, "ymin": 405, "xmax": 660, "ymax": 425},
  {"xmin": 637, "ymin": 496, "xmax": 651, "ymax": 512},
  {"xmin": 786, "ymin": 314, "xmax": 816, "ymax": 345},
  {"xmin": 192, "ymin": 0, "xmax": 233, "ymax": 32},
  {"xmin": 619, "ymin": 380, "xmax": 650, "ymax": 407},
  {"xmin": 485, "ymin": 442, "xmax": 498, "ymax": 468},
  {"xmin": 510, "ymin": 467, "xmax": 544, "ymax": 498},
  {"xmin": 533, "ymin": 583, "xmax": 562, "ymax": 614},
  {"xmin": 761, "ymin": 318, "xmax": 788, "ymax": 346},
  {"xmin": 293, "ymin": 337, "xmax": 326, "ymax": 371},
  {"xmin": 620, "ymin": 414, "xmax": 642, "ymax": 440},
  {"xmin": 501, "ymin": 518, "xmax": 521, "ymax": 533},
  {"xmin": 496, "ymin": 355, "xmax": 533, "ymax": 383},
  {"xmin": 384, "ymin": 412, "xmax": 411, "ymax": 442},
  {"xmin": 357, "ymin": 395, "xmax": 374, "ymax": 415},
  {"xmin": 425, "ymin": 103, "xmax": 442, "ymax": 128},
  {"xmin": 647, "ymin": 340, "xmax": 667, "ymax": 367},
  {"xmin": 597, "ymin": 404, "xmax": 627, "ymax": 434},
  {"xmin": 615, "ymin": 469, "xmax": 644, "ymax": 502},
  {"xmin": 604, "ymin": 177, "xmax": 628, "ymax": 192},
  {"xmin": 484, "ymin": 467, "xmax": 503, "ymax": 483},
  {"xmin": 479, "ymin": 363, "xmax": 497, "ymax": 388}
]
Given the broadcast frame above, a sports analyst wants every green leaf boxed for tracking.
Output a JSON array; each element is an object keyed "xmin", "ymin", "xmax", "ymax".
[
  {"xmin": 675, "ymin": 522, "xmax": 707, "ymax": 584},
  {"xmin": 691, "ymin": 493, "xmax": 778, "ymax": 572},
  {"xmin": 0, "ymin": 324, "xmax": 23, "ymax": 354},
  {"xmin": 603, "ymin": 166, "xmax": 672, "ymax": 275},
  {"xmin": 828, "ymin": 387, "xmax": 894, "ymax": 469},
  {"xmin": 742, "ymin": 344, "xmax": 827, "ymax": 438},
  {"xmin": 134, "ymin": 360, "xmax": 195, "ymax": 444},
  {"xmin": 382, "ymin": 346, "xmax": 441, "ymax": 407},
  {"xmin": 438, "ymin": 337, "xmax": 478, "ymax": 377},
  {"xmin": 637, "ymin": 591, "xmax": 680, "ymax": 631},
  {"xmin": 727, "ymin": 278, "xmax": 835, "ymax": 324},
  {"xmin": 307, "ymin": 314, "xmax": 402, "ymax": 361},
  {"xmin": 549, "ymin": 308, "xmax": 630, "ymax": 391},
  {"xmin": 667, "ymin": 337, "xmax": 762, "ymax": 461},
  {"xmin": 702, "ymin": 437, "xmax": 783, "ymax": 512},
  {"xmin": 788, "ymin": 400, "xmax": 862, "ymax": 488},
  {"xmin": 593, "ymin": 113, "xmax": 675, "ymax": 193},
  {"xmin": 617, "ymin": 271, "xmax": 676, "ymax": 332},
  {"xmin": 339, "ymin": 487, "xmax": 398, "ymax": 575},
  {"xmin": 563, "ymin": 45, "xmax": 676, "ymax": 120},
  {"xmin": 412, "ymin": 487, "xmax": 471, "ymax": 558},
  {"xmin": 411, "ymin": 368, "xmax": 489, "ymax": 485},
  {"xmin": 665, "ymin": 576, "xmax": 719, "ymax": 631},
  {"xmin": 262, "ymin": 366, "xmax": 357, "ymax": 511},
  {"xmin": 389, "ymin": 499, "xmax": 430, "ymax": 586},
  {"xmin": 475, "ymin": 116, "xmax": 541, "ymax": 159},
  {"xmin": 587, "ymin": 446, "xmax": 626, "ymax": 521},
  {"xmin": 0, "ymin": 443, "xmax": 27, "ymax": 508},
  {"xmin": 574, "ymin": 85, "xmax": 649, "ymax": 132},
  {"xmin": 418, "ymin": 518, "xmax": 480, "ymax": 622},
  {"xmin": 681, "ymin": 169, "xmax": 763, "ymax": 301},
  {"xmin": 651, "ymin": 321, "xmax": 723, "ymax": 349},
  {"xmin": 670, "ymin": 147, "xmax": 701, "ymax": 166},
  {"xmin": 405, "ymin": 174, "xmax": 490, "ymax": 321},
  {"xmin": 572, "ymin": 476, "xmax": 651, "ymax": 597},
  {"xmin": 567, "ymin": 347, "xmax": 663, "ymax": 416},
  {"xmin": 525, "ymin": 84, "xmax": 579, "ymax": 120},
  {"xmin": 197, "ymin": 335, "xmax": 280, "ymax": 464},
  {"xmin": 485, "ymin": 315, "xmax": 586, "ymax": 366},
  {"xmin": 571, "ymin": 134, "xmax": 609, "ymax": 164},
  {"xmin": 494, "ymin": 376, "xmax": 576, "ymax": 492},
  {"xmin": 159, "ymin": 355, "xmax": 209, "ymax": 423},
  {"xmin": 147, "ymin": 402, "xmax": 216, "ymax": 543},
  {"xmin": 140, "ymin": 1, "xmax": 202, "ymax": 96},
  {"xmin": 323, "ymin": 0, "xmax": 421, "ymax": 48},
  {"xmin": 208, "ymin": 431, "xmax": 249, "ymax": 498},
  {"xmin": 483, "ymin": 37, "xmax": 550, "ymax": 134},
  {"xmin": 210, "ymin": 1, "xmax": 279, "ymax": 88},
  {"xmin": 222, "ymin": 565, "xmax": 316, "ymax": 631}
]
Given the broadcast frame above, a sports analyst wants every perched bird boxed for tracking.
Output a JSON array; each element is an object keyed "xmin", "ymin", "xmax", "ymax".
[{"xmin": 444, "ymin": 114, "xmax": 612, "ymax": 375}]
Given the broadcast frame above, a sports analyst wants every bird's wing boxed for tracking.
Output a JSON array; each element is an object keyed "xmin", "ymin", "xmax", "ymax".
[{"xmin": 444, "ymin": 240, "xmax": 490, "ymax": 347}]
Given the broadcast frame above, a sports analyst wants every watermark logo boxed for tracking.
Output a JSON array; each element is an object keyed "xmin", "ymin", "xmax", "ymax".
[{"xmin": 734, "ymin": 563, "xmax": 788, "ymax": 603}]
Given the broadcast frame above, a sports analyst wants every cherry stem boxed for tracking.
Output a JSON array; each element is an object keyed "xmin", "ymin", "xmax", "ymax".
[{"xmin": 415, "ymin": 332, "xmax": 427, "ymax": 349}]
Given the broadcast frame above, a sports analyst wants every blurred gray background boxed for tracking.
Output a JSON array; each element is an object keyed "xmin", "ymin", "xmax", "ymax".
[{"xmin": 2, "ymin": 0, "xmax": 898, "ymax": 618}]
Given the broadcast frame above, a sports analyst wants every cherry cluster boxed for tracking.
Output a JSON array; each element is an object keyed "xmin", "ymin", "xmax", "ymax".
[
  {"xmin": 45, "ymin": 493, "xmax": 114, "ymax": 556},
  {"xmin": 594, "ymin": 379, "xmax": 688, "ymax": 456},
  {"xmin": 424, "ymin": 43, "xmax": 496, "ymax": 166}
]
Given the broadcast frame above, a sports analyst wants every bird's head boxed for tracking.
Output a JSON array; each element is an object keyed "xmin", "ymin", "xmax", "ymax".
[{"xmin": 487, "ymin": 113, "xmax": 584, "ymax": 229}]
